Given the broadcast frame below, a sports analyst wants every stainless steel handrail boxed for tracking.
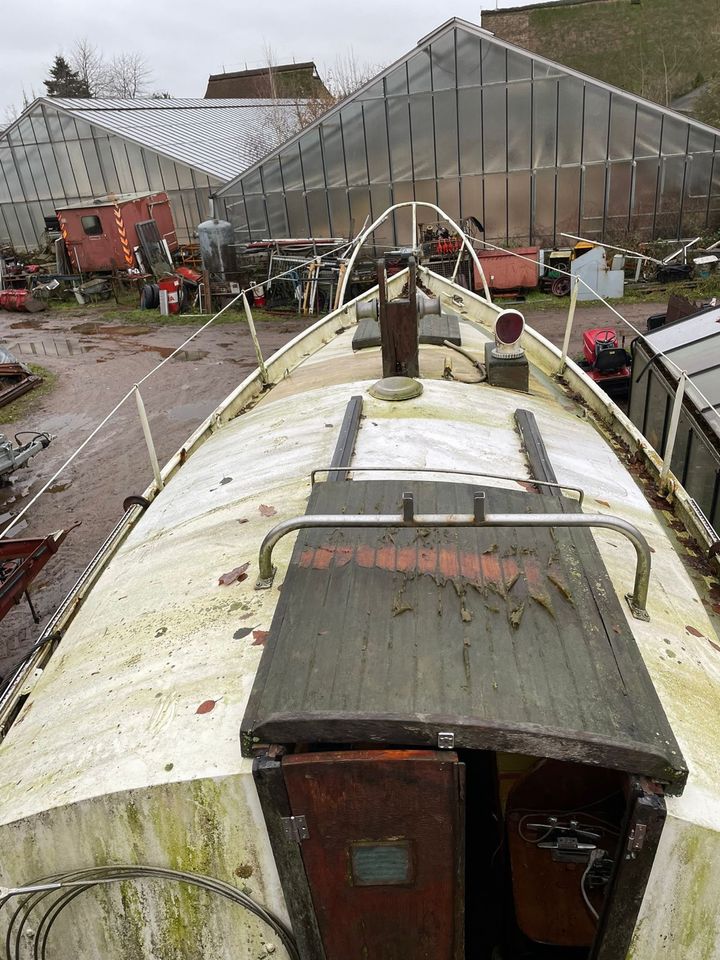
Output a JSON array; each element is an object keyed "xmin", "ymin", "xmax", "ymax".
[
  {"xmin": 310, "ymin": 466, "xmax": 585, "ymax": 507},
  {"xmin": 255, "ymin": 491, "xmax": 651, "ymax": 621}
]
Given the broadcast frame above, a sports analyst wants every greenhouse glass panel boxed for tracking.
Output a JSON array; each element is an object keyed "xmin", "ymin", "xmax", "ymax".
[
  {"xmin": 659, "ymin": 156, "xmax": 685, "ymax": 209},
  {"xmin": 482, "ymin": 85, "xmax": 506, "ymax": 174},
  {"xmin": 73, "ymin": 119, "xmax": 94, "ymax": 140},
  {"xmin": 414, "ymin": 178, "xmax": 437, "ymax": 206},
  {"xmin": 369, "ymin": 184, "xmax": 393, "ymax": 223},
  {"xmin": 607, "ymin": 162, "xmax": 632, "ymax": 220},
  {"xmin": 633, "ymin": 158, "xmax": 660, "ymax": 214},
  {"xmin": 686, "ymin": 153, "xmax": 713, "ymax": 199},
  {"xmin": 507, "ymin": 82, "xmax": 531, "ymax": 171},
  {"xmin": 508, "ymin": 172, "xmax": 531, "ymax": 243},
  {"xmin": 341, "ymin": 103, "xmax": 368, "ymax": 185},
  {"xmin": 507, "ymin": 50, "xmax": 531, "ymax": 82},
  {"xmin": 533, "ymin": 169, "xmax": 556, "ymax": 243},
  {"xmin": 581, "ymin": 163, "xmax": 606, "ymax": 222},
  {"xmin": 409, "ymin": 94, "xmax": 435, "ymax": 179},
  {"xmin": 437, "ymin": 178, "xmax": 460, "ymax": 222},
  {"xmin": 348, "ymin": 187, "xmax": 371, "ymax": 234},
  {"xmin": 261, "ymin": 158, "xmax": 283, "ymax": 194},
  {"xmin": 59, "ymin": 114, "xmax": 78, "ymax": 140},
  {"xmin": 456, "ymin": 31, "xmax": 481, "ymax": 87},
  {"xmin": 582, "ymin": 86, "xmax": 610, "ymax": 163},
  {"xmin": 688, "ymin": 128, "xmax": 714, "ymax": 155},
  {"xmin": 458, "ymin": 87, "xmax": 482, "ymax": 176},
  {"xmin": 266, "ymin": 193, "xmax": 288, "ymax": 236},
  {"xmin": 434, "ymin": 90, "xmax": 459, "ymax": 178},
  {"xmin": 141, "ymin": 150, "xmax": 162, "ymax": 187},
  {"xmin": 45, "ymin": 111, "xmax": 64, "ymax": 141},
  {"xmin": 407, "ymin": 51, "xmax": 432, "ymax": 94},
  {"xmin": 79, "ymin": 141, "xmax": 105, "ymax": 195},
  {"xmin": 327, "ymin": 188, "xmax": 350, "ymax": 238},
  {"xmin": 392, "ymin": 180, "xmax": 413, "ymax": 243},
  {"xmin": 532, "ymin": 79, "xmax": 558, "ymax": 169},
  {"xmin": 533, "ymin": 59, "xmax": 563, "ymax": 79},
  {"xmin": 243, "ymin": 170, "xmax": 263, "ymax": 195},
  {"xmin": 28, "ymin": 146, "xmax": 51, "ymax": 200},
  {"xmin": 387, "ymin": 97, "xmax": 412, "ymax": 181},
  {"xmin": 634, "ymin": 105, "xmax": 662, "ymax": 158},
  {"xmin": 280, "ymin": 143, "xmax": 304, "ymax": 191},
  {"xmin": 363, "ymin": 99, "xmax": 390, "ymax": 184},
  {"xmin": 608, "ymin": 96, "xmax": 635, "ymax": 161},
  {"xmin": 359, "ymin": 79, "xmax": 384, "ymax": 100},
  {"xmin": 174, "ymin": 162, "xmax": 194, "ymax": 191},
  {"xmin": 0, "ymin": 151, "xmax": 13, "ymax": 204},
  {"xmin": 95, "ymin": 139, "xmax": 121, "ymax": 193},
  {"xmin": 484, "ymin": 173, "xmax": 507, "ymax": 243},
  {"xmin": 123, "ymin": 143, "xmax": 150, "ymax": 192},
  {"xmin": 481, "ymin": 40, "xmax": 506, "ymax": 84},
  {"xmin": 385, "ymin": 64, "xmax": 408, "ymax": 96},
  {"xmin": 557, "ymin": 76, "xmax": 583, "ymax": 165},
  {"xmin": 159, "ymin": 156, "xmax": 180, "ymax": 191},
  {"xmin": 17, "ymin": 118, "xmax": 35, "ymax": 146},
  {"xmin": 30, "ymin": 112, "xmax": 49, "ymax": 144},
  {"xmin": 431, "ymin": 31, "xmax": 456, "ymax": 91},
  {"xmin": 306, "ymin": 190, "xmax": 329, "ymax": 236},
  {"xmin": 661, "ymin": 117, "xmax": 689, "ymax": 157},
  {"xmin": 320, "ymin": 117, "xmax": 347, "ymax": 188},
  {"xmin": 299, "ymin": 129, "xmax": 325, "ymax": 190},
  {"xmin": 556, "ymin": 167, "xmax": 581, "ymax": 235},
  {"xmin": 54, "ymin": 142, "xmax": 80, "ymax": 196},
  {"xmin": 110, "ymin": 140, "xmax": 133, "ymax": 189},
  {"xmin": 460, "ymin": 175, "xmax": 484, "ymax": 225},
  {"xmin": 284, "ymin": 190, "xmax": 309, "ymax": 236}
]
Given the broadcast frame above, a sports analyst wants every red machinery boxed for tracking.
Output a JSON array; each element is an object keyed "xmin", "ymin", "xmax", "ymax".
[
  {"xmin": 0, "ymin": 290, "xmax": 46, "ymax": 314},
  {"xmin": 580, "ymin": 328, "xmax": 631, "ymax": 394}
]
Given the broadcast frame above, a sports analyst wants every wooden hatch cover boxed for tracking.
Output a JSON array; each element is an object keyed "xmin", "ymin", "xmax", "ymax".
[
  {"xmin": 242, "ymin": 480, "xmax": 687, "ymax": 790},
  {"xmin": 282, "ymin": 749, "xmax": 464, "ymax": 960}
]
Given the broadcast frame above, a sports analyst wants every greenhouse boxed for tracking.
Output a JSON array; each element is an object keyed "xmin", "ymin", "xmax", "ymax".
[{"xmin": 216, "ymin": 17, "xmax": 720, "ymax": 249}]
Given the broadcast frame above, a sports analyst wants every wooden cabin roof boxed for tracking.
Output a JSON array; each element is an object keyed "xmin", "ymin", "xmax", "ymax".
[{"xmin": 243, "ymin": 478, "xmax": 685, "ymax": 786}]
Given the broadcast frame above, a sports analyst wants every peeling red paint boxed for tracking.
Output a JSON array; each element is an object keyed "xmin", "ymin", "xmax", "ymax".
[
  {"xmin": 252, "ymin": 630, "xmax": 269, "ymax": 646},
  {"xmin": 259, "ymin": 504, "xmax": 277, "ymax": 517},
  {"xmin": 196, "ymin": 699, "xmax": 217, "ymax": 715},
  {"xmin": 686, "ymin": 625, "xmax": 704, "ymax": 638}
]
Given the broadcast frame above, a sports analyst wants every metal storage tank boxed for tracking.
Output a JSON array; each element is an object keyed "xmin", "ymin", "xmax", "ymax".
[{"xmin": 198, "ymin": 218, "xmax": 238, "ymax": 278}]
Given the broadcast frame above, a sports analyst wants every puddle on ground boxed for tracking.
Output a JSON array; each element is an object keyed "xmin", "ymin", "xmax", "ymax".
[
  {"xmin": 9, "ymin": 319, "xmax": 47, "ymax": 330},
  {"xmin": 47, "ymin": 480, "xmax": 72, "ymax": 493},
  {"xmin": 71, "ymin": 322, "xmax": 153, "ymax": 336},
  {"xmin": 9, "ymin": 338, "xmax": 92, "ymax": 358}
]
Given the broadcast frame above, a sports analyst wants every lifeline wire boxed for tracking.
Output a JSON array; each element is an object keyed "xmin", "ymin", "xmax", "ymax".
[{"xmin": 0, "ymin": 234, "xmax": 356, "ymax": 543}]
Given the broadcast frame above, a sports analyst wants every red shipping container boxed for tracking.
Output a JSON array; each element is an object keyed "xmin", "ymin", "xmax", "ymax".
[
  {"xmin": 473, "ymin": 247, "xmax": 539, "ymax": 293},
  {"xmin": 56, "ymin": 192, "xmax": 178, "ymax": 273}
]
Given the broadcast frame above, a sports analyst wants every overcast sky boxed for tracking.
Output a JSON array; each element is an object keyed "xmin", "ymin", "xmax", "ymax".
[{"xmin": 1, "ymin": 0, "xmax": 566, "ymax": 117}]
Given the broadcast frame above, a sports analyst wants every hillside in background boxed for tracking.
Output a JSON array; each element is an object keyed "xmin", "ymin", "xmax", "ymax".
[{"xmin": 482, "ymin": 0, "xmax": 720, "ymax": 125}]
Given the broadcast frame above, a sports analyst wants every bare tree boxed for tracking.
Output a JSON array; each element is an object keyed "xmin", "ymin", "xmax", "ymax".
[
  {"xmin": 249, "ymin": 46, "xmax": 382, "ymax": 160},
  {"xmin": 105, "ymin": 52, "xmax": 154, "ymax": 98},
  {"xmin": 71, "ymin": 38, "xmax": 110, "ymax": 97}
]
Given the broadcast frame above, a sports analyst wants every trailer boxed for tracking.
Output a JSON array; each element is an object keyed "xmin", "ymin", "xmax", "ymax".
[{"xmin": 56, "ymin": 192, "xmax": 178, "ymax": 273}]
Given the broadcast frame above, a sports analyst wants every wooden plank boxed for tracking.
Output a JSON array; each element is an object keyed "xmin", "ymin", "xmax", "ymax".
[{"xmin": 252, "ymin": 755, "xmax": 327, "ymax": 960}]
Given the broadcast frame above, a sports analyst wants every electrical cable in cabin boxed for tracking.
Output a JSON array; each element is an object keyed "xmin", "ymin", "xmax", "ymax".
[
  {"xmin": 580, "ymin": 849, "xmax": 604, "ymax": 922},
  {"xmin": 0, "ymin": 865, "xmax": 300, "ymax": 960}
]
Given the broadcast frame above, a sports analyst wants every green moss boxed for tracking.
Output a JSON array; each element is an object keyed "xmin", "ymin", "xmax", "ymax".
[
  {"xmin": 0, "ymin": 364, "xmax": 58, "ymax": 425},
  {"xmin": 117, "ymin": 881, "xmax": 147, "ymax": 960}
]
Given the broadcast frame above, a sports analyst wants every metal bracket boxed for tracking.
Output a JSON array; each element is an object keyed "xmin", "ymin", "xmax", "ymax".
[
  {"xmin": 627, "ymin": 822, "xmax": 647, "ymax": 854},
  {"xmin": 281, "ymin": 815, "xmax": 310, "ymax": 842},
  {"xmin": 438, "ymin": 731, "xmax": 454, "ymax": 749},
  {"xmin": 625, "ymin": 592, "xmax": 650, "ymax": 623}
]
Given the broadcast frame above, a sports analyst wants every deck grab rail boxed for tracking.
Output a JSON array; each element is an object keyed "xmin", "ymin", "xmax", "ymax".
[{"xmin": 255, "ymin": 490, "xmax": 651, "ymax": 621}]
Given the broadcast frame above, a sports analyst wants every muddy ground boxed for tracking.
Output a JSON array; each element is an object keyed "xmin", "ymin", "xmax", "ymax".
[{"xmin": 0, "ymin": 296, "xmax": 662, "ymax": 679}]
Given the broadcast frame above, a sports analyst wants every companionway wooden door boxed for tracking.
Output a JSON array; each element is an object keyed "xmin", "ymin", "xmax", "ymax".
[{"xmin": 282, "ymin": 749, "xmax": 465, "ymax": 960}]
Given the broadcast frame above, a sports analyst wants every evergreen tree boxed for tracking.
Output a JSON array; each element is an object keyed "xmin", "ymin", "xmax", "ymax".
[{"xmin": 44, "ymin": 56, "xmax": 90, "ymax": 97}]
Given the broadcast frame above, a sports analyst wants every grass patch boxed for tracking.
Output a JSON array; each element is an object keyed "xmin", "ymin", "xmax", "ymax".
[
  {"xmin": 0, "ymin": 365, "xmax": 58, "ymax": 425},
  {"xmin": 47, "ymin": 298, "xmax": 302, "ymax": 327}
]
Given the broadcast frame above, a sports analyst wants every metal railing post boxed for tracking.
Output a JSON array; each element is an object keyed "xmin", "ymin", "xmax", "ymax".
[
  {"xmin": 660, "ymin": 371, "xmax": 687, "ymax": 487},
  {"xmin": 242, "ymin": 291, "xmax": 269, "ymax": 384},
  {"xmin": 559, "ymin": 276, "xmax": 580, "ymax": 373},
  {"xmin": 134, "ymin": 385, "xmax": 164, "ymax": 490}
]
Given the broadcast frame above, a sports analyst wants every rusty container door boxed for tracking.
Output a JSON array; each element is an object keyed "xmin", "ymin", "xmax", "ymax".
[{"xmin": 282, "ymin": 749, "xmax": 464, "ymax": 960}]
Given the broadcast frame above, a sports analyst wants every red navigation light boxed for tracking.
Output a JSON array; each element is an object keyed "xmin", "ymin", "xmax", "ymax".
[{"xmin": 495, "ymin": 309, "xmax": 525, "ymax": 346}]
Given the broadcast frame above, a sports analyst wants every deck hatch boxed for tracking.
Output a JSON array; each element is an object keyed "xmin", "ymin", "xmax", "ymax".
[{"xmin": 242, "ymin": 480, "xmax": 686, "ymax": 789}]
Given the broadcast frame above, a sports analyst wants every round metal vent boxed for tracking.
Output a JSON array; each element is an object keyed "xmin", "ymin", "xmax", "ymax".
[{"xmin": 368, "ymin": 376, "xmax": 424, "ymax": 401}]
